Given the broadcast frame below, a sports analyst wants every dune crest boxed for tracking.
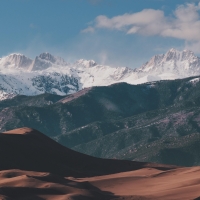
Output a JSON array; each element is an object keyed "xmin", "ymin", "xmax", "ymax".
[
  {"xmin": 0, "ymin": 127, "xmax": 176, "ymax": 178},
  {"xmin": 0, "ymin": 127, "xmax": 199, "ymax": 199},
  {"xmin": 2, "ymin": 127, "xmax": 35, "ymax": 135}
]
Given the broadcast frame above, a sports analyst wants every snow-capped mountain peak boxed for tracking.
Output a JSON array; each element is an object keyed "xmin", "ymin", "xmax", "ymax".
[
  {"xmin": 138, "ymin": 48, "xmax": 200, "ymax": 77},
  {"xmin": 75, "ymin": 59, "xmax": 97, "ymax": 68},
  {"xmin": 38, "ymin": 52, "xmax": 67, "ymax": 66},
  {"xmin": 163, "ymin": 48, "xmax": 181, "ymax": 61},
  {"xmin": 39, "ymin": 52, "xmax": 56, "ymax": 61},
  {"xmin": 0, "ymin": 53, "xmax": 33, "ymax": 70},
  {"xmin": 181, "ymin": 49, "xmax": 196, "ymax": 60},
  {"xmin": 29, "ymin": 52, "xmax": 68, "ymax": 71},
  {"xmin": 0, "ymin": 48, "xmax": 200, "ymax": 100}
]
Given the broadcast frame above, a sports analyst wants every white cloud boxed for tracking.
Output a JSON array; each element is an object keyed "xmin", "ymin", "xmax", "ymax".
[
  {"xmin": 81, "ymin": 26, "xmax": 95, "ymax": 33},
  {"xmin": 95, "ymin": 9, "xmax": 166, "ymax": 31},
  {"xmin": 161, "ymin": 3, "xmax": 200, "ymax": 41},
  {"xmin": 83, "ymin": 3, "xmax": 200, "ymax": 42}
]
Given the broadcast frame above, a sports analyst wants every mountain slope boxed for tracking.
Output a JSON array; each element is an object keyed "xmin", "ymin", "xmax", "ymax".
[
  {"xmin": 1, "ymin": 77, "xmax": 200, "ymax": 166},
  {"xmin": 137, "ymin": 48, "xmax": 200, "ymax": 78},
  {"xmin": 0, "ymin": 48, "xmax": 200, "ymax": 100},
  {"xmin": 0, "ymin": 127, "xmax": 173, "ymax": 177},
  {"xmin": 72, "ymin": 107, "xmax": 200, "ymax": 166},
  {"xmin": 1, "ymin": 78, "xmax": 192, "ymax": 136},
  {"xmin": 0, "ymin": 82, "xmax": 162, "ymax": 136},
  {"xmin": 0, "ymin": 53, "xmax": 32, "ymax": 69},
  {"xmin": 0, "ymin": 93, "xmax": 64, "ymax": 109}
]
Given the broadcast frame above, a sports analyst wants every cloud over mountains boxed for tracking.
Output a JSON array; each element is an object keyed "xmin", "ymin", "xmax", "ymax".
[{"xmin": 83, "ymin": 3, "xmax": 200, "ymax": 51}]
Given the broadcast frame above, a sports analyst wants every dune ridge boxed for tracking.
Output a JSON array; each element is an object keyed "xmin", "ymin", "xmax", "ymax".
[
  {"xmin": 3, "ymin": 127, "xmax": 34, "ymax": 135},
  {"xmin": 0, "ymin": 127, "xmax": 176, "ymax": 177},
  {"xmin": 0, "ymin": 127, "xmax": 199, "ymax": 200}
]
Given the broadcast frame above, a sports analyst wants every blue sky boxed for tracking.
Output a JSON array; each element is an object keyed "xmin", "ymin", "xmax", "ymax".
[{"xmin": 0, "ymin": 0, "xmax": 200, "ymax": 68}]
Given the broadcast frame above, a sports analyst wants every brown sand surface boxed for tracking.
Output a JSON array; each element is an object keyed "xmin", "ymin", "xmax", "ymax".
[
  {"xmin": 82, "ymin": 167, "xmax": 200, "ymax": 200},
  {"xmin": 0, "ymin": 169, "xmax": 114, "ymax": 200},
  {"xmin": 3, "ymin": 127, "xmax": 34, "ymax": 135},
  {"xmin": 0, "ymin": 127, "xmax": 199, "ymax": 199},
  {"xmin": 0, "ymin": 167, "xmax": 200, "ymax": 199}
]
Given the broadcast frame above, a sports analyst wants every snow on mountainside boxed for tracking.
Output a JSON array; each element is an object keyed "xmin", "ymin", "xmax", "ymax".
[
  {"xmin": 137, "ymin": 48, "xmax": 200, "ymax": 78},
  {"xmin": 0, "ymin": 53, "xmax": 32, "ymax": 70},
  {"xmin": 0, "ymin": 48, "xmax": 200, "ymax": 100},
  {"xmin": 29, "ymin": 53, "xmax": 68, "ymax": 71}
]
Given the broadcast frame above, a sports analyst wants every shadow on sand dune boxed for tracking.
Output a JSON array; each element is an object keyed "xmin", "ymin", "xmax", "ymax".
[{"xmin": 1, "ymin": 128, "xmax": 199, "ymax": 200}]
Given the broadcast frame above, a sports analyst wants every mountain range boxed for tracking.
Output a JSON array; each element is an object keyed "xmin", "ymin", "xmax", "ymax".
[
  {"xmin": 1, "ymin": 48, "xmax": 200, "ymax": 199},
  {"xmin": 0, "ymin": 48, "xmax": 200, "ymax": 100},
  {"xmin": 1, "ymin": 48, "xmax": 200, "ymax": 167},
  {"xmin": 1, "ymin": 76, "xmax": 200, "ymax": 166}
]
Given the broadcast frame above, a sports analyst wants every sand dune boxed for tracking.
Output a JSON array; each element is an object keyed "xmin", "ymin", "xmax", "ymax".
[
  {"xmin": 0, "ymin": 169, "xmax": 113, "ymax": 200},
  {"xmin": 0, "ymin": 127, "xmax": 199, "ymax": 199},
  {"xmin": 83, "ymin": 167, "xmax": 200, "ymax": 200},
  {"xmin": 0, "ymin": 127, "xmax": 175, "ymax": 177},
  {"xmin": 0, "ymin": 167, "xmax": 200, "ymax": 200}
]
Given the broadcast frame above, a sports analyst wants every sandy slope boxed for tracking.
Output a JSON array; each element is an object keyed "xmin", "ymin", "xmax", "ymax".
[
  {"xmin": 83, "ymin": 167, "xmax": 200, "ymax": 200},
  {"xmin": 0, "ymin": 169, "xmax": 113, "ymax": 200},
  {"xmin": 0, "ymin": 128, "xmax": 200, "ymax": 199},
  {"xmin": 0, "ymin": 167, "xmax": 200, "ymax": 200}
]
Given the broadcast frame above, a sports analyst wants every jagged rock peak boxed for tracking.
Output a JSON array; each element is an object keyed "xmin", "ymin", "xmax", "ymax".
[
  {"xmin": 164, "ymin": 48, "xmax": 196, "ymax": 61},
  {"xmin": 38, "ymin": 52, "xmax": 67, "ymax": 65},
  {"xmin": 9, "ymin": 53, "xmax": 25, "ymax": 56},
  {"xmin": 168, "ymin": 48, "xmax": 179, "ymax": 53},
  {"xmin": 29, "ymin": 53, "xmax": 68, "ymax": 71},
  {"xmin": 137, "ymin": 48, "xmax": 200, "ymax": 75},
  {"xmin": 166, "ymin": 48, "xmax": 194, "ymax": 55},
  {"xmin": 149, "ymin": 48, "xmax": 198, "ymax": 64},
  {"xmin": 75, "ymin": 59, "xmax": 97, "ymax": 68},
  {"xmin": 39, "ymin": 52, "xmax": 57, "ymax": 63},
  {"xmin": 163, "ymin": 48, "xmax": 185, "ymax": 61},
  {"xmin": 0, "ymin": 53, "xmax": 33, "ymax": 69}
]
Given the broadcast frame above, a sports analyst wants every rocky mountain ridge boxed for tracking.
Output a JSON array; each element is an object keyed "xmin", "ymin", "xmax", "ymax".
[
  {"xmin": 0, "ymin": 48, "xmax": 200, "ymax": 100},
  {"xmin": 1, "ymin": 77, "xmax": 200, "ymax": 166},
  {"xmin": 137, "ymin": 48, "xmax": 200, "ymax": 77}
]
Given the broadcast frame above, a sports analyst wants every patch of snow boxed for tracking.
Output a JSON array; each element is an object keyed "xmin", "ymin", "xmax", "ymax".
[
  {"xmin": 188, "ymin": 77, "xmax": 200, "ymax": 85},
  {"xmin": 0, "ymin": 48, "xmax": 200, "ymax": 100}
]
